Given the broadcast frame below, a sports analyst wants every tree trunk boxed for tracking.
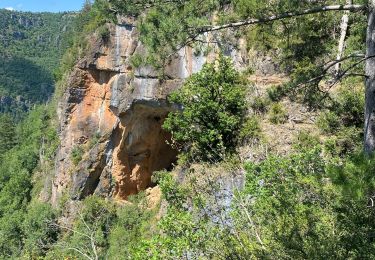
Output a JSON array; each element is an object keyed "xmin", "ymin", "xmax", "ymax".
[{"xmin": 365, "ymin": 1, "xmax": 375, "ymax": 154}]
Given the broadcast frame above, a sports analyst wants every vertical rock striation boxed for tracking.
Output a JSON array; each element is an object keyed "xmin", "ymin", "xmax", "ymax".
[
  {"xmin": 52, "ymin": 20, "xmax": 209, "ymax": 204},
  {"xmin": 51, "ymin": 14, "xmax": 253, "ymax": 205}
]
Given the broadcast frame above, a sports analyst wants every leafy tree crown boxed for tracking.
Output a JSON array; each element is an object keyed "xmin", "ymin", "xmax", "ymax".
[{"xmin": 163, "ymin": 55, "xmax": 247, "ymax": 163}]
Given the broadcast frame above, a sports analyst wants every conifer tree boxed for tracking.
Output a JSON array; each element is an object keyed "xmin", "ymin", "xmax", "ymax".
[{"xmin": 0, "ymin": 114, "xmax": 17, "ymax": 157}]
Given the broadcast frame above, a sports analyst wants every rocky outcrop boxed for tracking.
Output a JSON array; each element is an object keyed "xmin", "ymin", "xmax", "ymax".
[
  {"xmin": 51, "ymin": 13, "xmax": 260, "ymax": 205},
  {"xmin": 52, "ymin": 20, "xmax": 209, "ymax": 204}
]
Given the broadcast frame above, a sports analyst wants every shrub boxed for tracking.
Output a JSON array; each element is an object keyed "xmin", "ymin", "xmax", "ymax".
[
  {"xmin": 107, "ymin": 194, "xmax": 156, "ymax": 259},
  {"xmin": 130, "ymin": 53, "xmax": 144, "ymax": 68},
  {"xmin": 163, "ymin": 55, "xmax": 246, "ymax": 163},
  {"xmin": 267, "ymin": 85, "xmax": 285, "ymax": 101},
  {"xmin": 71, "ymin": 145, "xmax": 84, "ymax": 166},
  {"xmin": 22, "ymin": 203, "xmax": 59, "ymax": 258},
  {"xmin": 324, "ymin": 127, "xmax": 362, "ymax": 157},
  {"xmin": 240, "ymin": 115, "xmax": 262, "ymax": 142},
  {"xmin": 242, "ymin": 66, "xmax": 255, "ymax": 77},
  {"xmin": 98, "ymin": 24, "xmax": 110, "ymax": 42},
  {"xmin": 47, "ymin": 196, "xmax": 117, "ymax": 259},
  {"xmin": 316, "ymin": 110, "xmax": 340, "ymax": 134},
  {"xmin": 242, "ymin": 148, "xmax": 334, "ymax": 258},
  {"xmin": 241, "ymin": 149, "xmax": 375, "ymax": 259},
  {"xmin": 293, "ymin": 130, "xmax": 320, "ymax": 150},
  {"xmin": 250, "ymin": 96, "xmax": 270, "ymax": 114},
  {"xmin": 0, "ymin": 106, "xmax": 58, "ymax": 258},
  {"xmin": 269, "ymin": 103, "xmax": 288, "ymax": 124},
  {"xmin": 335, "ymin": 86, "xmax": 364, "ymax": 127},
  {"xmin": 88, "ymin": 132, "xmax": 101, "ymax": 149},
  {"xmin": 153, "ymin": 171, "xmax": 188, "ymax": 208},
  {"xmin": 0, "ymin": 114, "xmax": 17, "ymax": 158},
  {"xmin": 134, "ymin": 149, "xmax": 375, "ymax": 259}
]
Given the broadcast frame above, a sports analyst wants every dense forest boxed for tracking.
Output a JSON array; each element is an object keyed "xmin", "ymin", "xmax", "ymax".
[
  {"xmin": 0, "ymin": 9, "xmax": 75, "ymax": 119},
  {"xmin": 2, "ymin": 0, "xmax": 375, "ymax": 259}
]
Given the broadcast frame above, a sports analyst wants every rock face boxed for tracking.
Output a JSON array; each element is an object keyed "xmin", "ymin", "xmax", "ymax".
[
  {"xmin": 51, "ymin": 15, "xmax": 259, "ymax": 205},
  {"xmin": 52, "ymin": 21, "xmax": 208, "ymax": 204}
]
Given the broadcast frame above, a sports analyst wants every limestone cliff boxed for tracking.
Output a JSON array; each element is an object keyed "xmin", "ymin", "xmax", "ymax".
[
  {"xmin": 52, "ymin": 20, "xmax": 212, "ymax": 204},
  {"xmin": 51, "ymin": 12, "xmax": 262, "ymax": 205}
]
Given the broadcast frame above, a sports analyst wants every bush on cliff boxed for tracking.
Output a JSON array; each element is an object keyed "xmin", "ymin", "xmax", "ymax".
[
  {"xmin": 163, "ymin": 55, "xmax": 247, "ymax": 163},
  {"xmin": 132, "ymin": 148, "xmax": 375, "ymax": 259}
]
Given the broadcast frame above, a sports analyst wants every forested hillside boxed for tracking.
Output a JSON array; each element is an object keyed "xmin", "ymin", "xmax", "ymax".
[
  {"xmin": 0, "ymin": 9, "xmax": 75, "ymax": 118},
  {"xmin": 2, "ymin": 0, "xmax": 375, "ymax": 259}
]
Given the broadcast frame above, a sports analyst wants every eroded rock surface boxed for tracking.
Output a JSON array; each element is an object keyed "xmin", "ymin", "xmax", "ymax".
[
  {"xmin": 51, "ymin": 14, "xmax": 257, "ymax": 205},
  {"xmin": 52, "ymin": 21, "xmax": 207, "ymax": 204}
]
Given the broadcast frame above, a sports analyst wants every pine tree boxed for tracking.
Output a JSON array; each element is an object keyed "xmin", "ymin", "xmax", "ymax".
[{"xmin": 0, "ymin": 114, "xmax": 17, "ymax": 157}]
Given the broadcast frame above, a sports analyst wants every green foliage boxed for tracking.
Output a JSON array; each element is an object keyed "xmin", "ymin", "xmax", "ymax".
[
  {"xmin": 250, "ymin": 96, "xmax": 270, "ymax": 114},
  {"xmin": 153, "ymin": 171, "xmax": 188, "ymax": 209},
  {"xmin": 242, "ymin": 66, "xmax": 255, "ymax": 77},
  {"xmin": 145, "ymin": 205, "xmax": 216, "ymax": 259},
  {"xmin": 0, "ymin": 114, "xmax": 17, "ymax": 157},
  {"xmin": 240, "ymin": 115, "xmax": 262, "ymax": 142},
  {"xmin": 334, "ymin": 85, "xmax": 365, "ymax": 128},
  {"xmin": 22, "ymin": 202, "xmax": 58, "ymax": 258},
  {"xmin": 0, "ymin": 1, "xmax": 370, "ymax": 258},
  {"xmin": 245, "ymin": 23, "xmax": 276, "ymax": 52},
  {"xmin": 111, "ymin": 0, "xmax": 366, "ymax": 115},
  {"xmin": 83, "ymin": 0, "xmax": 115, "ymax": 33},
  {"xmin": 0, "ymin": 57, "xmax": 54, "ymax": 104},
  {"xmin": 112, "ymin": 0, "xmax": 342, "ymax": 74},
  {"xmin": 285, "ymin": 62, "xmax": 328, "ymax": 108},
  {"xmin": 163, "ymin": 55, "xmax": 247, "ymax": 163},
  {"xmin": 317, "ymin": 84, "xmax": 364, "ymax": 136},
  {"xmin": 71, "ymin": 145, "xmax": 84, "ymax": 166},
  {"xmin": 241, "ymin": 148, "xmax": 375, "ymax": 259},
  {"xmin": 52, "ymin": 196, "xmax": 117, "ymax": 259},
  {"xmin": 140, "ymin": 165, "xmax": 240, "ymax": 259},
  {"xmin": 98, "ymin": 24, "xmax": 110, "ymax": 42},
  {"xmin": 293, "ymin": 130, "xmax": 320, "ymax": 151},
  {"xmin": 140, "ymin": 147, "xmax": 375, "ymax": 258},
  {"xmin": 317, "ymin": 110, "xmax": 341, "ymax": 134},
  {"xmin": 269, "ymin": 102, "xmax": 288, "ymax": 124},
  {"xmin": 0, "ymin": 105, "xmax": 58, "ymax": 258},
  {"xmin": 112, "ymin": 0, "xmax": 219, "ymax": 70},
  {"xmin": 243, "ymin": 148, "xmax": 335, "ymax": 258},
  {"xmin": 107, "ymin": 194, "xmax": 157, "ymax": 259},
  {"xmin": 130, "ymin": 53, "xmax": 146, "ymax": 68},
  {"xmin": 324, "ymin": 127, "xmax": 362, "ymax": 157},
  {"xmin": 325, "ymin": 153, "xmax": 375, "ymax": 259},
  {"xmin": 54, "ymin": 0, "xmax": 115, "ymax": 81},
  {"xmin": 0, "ymin": 10, "xmax": 75, "ymax": 114},
  {"xmin": 88, "ymin": 132, "xmax": 101, "ymax": 150},
  {"xmin": 267, "ymin": 85, "xmax": 286, "ymax": 102}
]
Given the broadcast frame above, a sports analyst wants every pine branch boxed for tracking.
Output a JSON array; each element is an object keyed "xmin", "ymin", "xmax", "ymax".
[{"xmin": 198, "ymin": 4, "xmax": 365, "ymax": 33}]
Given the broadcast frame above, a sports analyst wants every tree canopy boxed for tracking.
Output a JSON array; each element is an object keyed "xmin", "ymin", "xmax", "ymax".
[{"xmin": 163, "ymin": 55, "xmax": 247, "ymax": 163}]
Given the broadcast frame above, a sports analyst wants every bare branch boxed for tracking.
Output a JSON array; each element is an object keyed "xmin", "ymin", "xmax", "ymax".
[
  {"xmin": 78, "ymin": 212, "xmax": 92, "ymax": 233},
  {"xmin": 232, "ymin": 193, "xmax": 265, "ymax": 250},
  {"xmin": 198, "ymin": 5, "xmax": 365, "ymax": 33},
  {"xmin": 325, "ymin": 54, "xmax": 375, "ymax": 89},
  {"xmin": 52, "ymin": 223, "xmax": 92, "ymax": 240},
  {"xmin": 300, "ymin": 53, "xmax": 365, "ymax": 85},
  {"xmin": 54, "ymin": 243, "xmax": 94, "ymax": 260}
]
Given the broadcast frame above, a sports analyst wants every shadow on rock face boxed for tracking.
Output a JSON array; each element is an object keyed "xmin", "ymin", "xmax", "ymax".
[{"xmin": 112, "ymin": 103, "xmax": 177, "ymax": 199}]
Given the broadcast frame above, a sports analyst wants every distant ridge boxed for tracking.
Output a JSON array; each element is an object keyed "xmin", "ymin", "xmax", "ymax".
[{"xmin": 0, "ymin": 9, "xmax": 75, "ymax": 119}]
